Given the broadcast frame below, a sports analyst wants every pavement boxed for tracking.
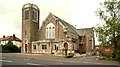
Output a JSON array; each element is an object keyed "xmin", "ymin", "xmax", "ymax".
[{"xmin": 2, "ymin": 53, "xmax": 120, "ymax": 66}]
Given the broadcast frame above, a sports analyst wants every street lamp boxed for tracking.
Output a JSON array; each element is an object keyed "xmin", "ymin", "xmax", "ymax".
[
  {"xmin": 63, "ymin": 27, "xmax": 68, "ymax": 58},
  {"xmin": 64, "ymin": 27, "xmax": 67, "ymax": 41},
  {"xmin": 50, "ymin": 39, "xmax": 54, "ymax": 54}
]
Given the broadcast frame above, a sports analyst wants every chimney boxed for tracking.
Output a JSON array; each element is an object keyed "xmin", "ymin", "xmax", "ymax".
[
  {"xmin": 13, "ymin": 34, "xmax": 16, "ymax": 40},
  {"xmin": 3, "ymin": 35, "xmax": 5, "ymax": 38},
  {"xmin": 75, "ymin": 25, "xmax": 77, "ymax": 29}
]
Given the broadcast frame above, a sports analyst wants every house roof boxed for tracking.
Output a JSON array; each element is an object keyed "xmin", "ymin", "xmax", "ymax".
[
  {"xmin": 52, "ymin": 14, "xmax": 78, "ymax": 35},
  {"xmin": 76, "ymin": 28, "xmax": 94, "ymax": 36},
  {"xmin": 0, "ymin": 35, "xmax": 21, "ymax": 42}
]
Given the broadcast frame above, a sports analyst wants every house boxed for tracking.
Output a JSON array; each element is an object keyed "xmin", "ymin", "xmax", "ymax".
[
  {"xmin": 21, "ymin": 3, "xmax": 95, "ymax": 55},
  {"xmin": 0, "ymin": 34, "xmax": 21, "ymax": 48}
]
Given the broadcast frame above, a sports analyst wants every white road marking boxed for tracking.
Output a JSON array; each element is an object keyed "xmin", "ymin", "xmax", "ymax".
[
  {"xmin": 0, "ymin": 60, "xmax": 12, "ymax": 63},
  {"xmin": 56, "ymin": 62, "xmax": 64, "ymax": 64},
  {"xmin": 27, "ymin": 63, "xmax": 41, "ymax": 65},
  {"xmin": 23, "ymin": 58, "xmax": 29, "ymax": 61}
]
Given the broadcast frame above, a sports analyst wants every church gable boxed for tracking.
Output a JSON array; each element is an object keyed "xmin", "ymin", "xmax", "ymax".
[
  {"xmin": 39, "ymin": 12, "xmax": 60, "ymax": 40},
  {"xmin": 44, "ymin": 12, "xmax": 57, "ymax": 25},
  {"xmin": 39, "ymin": 12, "xmax": 78, "ymax": 41}
]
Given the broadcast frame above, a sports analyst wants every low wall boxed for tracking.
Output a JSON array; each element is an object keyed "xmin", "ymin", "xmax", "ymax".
[{"xmin": 99, "ymin": 45, "xmax": 114, "ymax": 56}]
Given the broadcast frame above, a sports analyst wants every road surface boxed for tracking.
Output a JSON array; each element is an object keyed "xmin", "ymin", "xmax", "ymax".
[{"xmin": 1, "ymin": 53, "xmax": 119, "ymax": 67}]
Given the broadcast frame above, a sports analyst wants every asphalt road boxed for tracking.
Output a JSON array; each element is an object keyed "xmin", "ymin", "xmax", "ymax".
[
  {"xmin": 1, "ymin": 53, "xmax": 120, "ymax": 67},
  {"xmin": 1, "ymin": 53, "xmax": 86, "ymax": 67},
  {"xmin": 1, "ymin": 54, "xmax": 83, "ymax": 65}
]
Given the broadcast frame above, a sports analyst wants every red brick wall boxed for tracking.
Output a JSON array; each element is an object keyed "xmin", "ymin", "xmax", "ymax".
[{"xmin": 99, "ymin": 45, "xmax": 114, "ymax": 56}]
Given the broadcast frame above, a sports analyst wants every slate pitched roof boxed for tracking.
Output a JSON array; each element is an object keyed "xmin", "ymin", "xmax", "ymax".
[
  {"xmin": 77, "ymin": 28, "xmax": 94, "ymax": 36},
  {"xmin": 52, "ymin": 14, "xmax": 78, "ymax": 35},
  {"xmin": 44, "ymin": 13, "xmax": 94, "ymax": 36}
]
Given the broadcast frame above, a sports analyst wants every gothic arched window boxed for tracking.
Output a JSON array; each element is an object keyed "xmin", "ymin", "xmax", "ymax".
[{"xmin": 46, "ymin": 23, "xmax": 55, "ymax": 39}]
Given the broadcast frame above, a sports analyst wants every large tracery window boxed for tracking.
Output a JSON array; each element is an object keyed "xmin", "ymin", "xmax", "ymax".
[{"xmin": 46, "ymin": 23, "xmax": 55, "ymax": 39}]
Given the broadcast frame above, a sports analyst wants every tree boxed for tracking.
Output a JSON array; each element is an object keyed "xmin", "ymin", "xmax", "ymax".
[
  {"xmin": 2, "ymin": 40, "xmax": 20, "ymax": 53},
  {"xmin": 95, "ymin": 0, "xmax": 120, "ymax": 60},
  {"xmin": 0, "ymin": 44, "xmax": 3, "ymax": 53}
]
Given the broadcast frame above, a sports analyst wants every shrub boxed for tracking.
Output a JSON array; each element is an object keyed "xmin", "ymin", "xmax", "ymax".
[
  {"xmin": 2, "ymin": 40, "xmax": 21, "ymax": 53},
  {"xmin": 68, "ymin": 53, "xmax": 74, "ymax": 56},
  {"xmin": 112, "ymin": 48, "xmax": 120, "ymax": 61},
  {"xmin": 66, "ymin": 53, "xmax": 74, "ymax": 58}
]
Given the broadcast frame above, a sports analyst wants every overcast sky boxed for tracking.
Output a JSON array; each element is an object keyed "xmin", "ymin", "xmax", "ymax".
[{"xmin": 0, "ymin": 0, "xmax": 103, "ymax": 40}]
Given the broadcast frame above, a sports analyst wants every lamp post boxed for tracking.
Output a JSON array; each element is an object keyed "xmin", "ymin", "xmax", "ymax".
[
  {"xmin": 64, "ymin": 27, "xmax": 68, "ymax": 58},
  {"xmin": 50, "ymin": 39, "xmax": 54, "ymax": 54}
]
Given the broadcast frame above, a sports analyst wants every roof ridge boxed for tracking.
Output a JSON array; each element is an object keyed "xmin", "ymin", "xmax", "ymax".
[
  {"xmin": 0, "ymin": 35, "xmax": 21, "ymax": 42},
  {"xmin": 52, "ymin": 14, "xmax": 75, "ymax": 28},
  {"xmin": 77, "ymin": 27, "xmax": 93, "ymax": 30},
  {"xmin": 52, "ymin": 14, "xmax": 78, "ymax": 34}
]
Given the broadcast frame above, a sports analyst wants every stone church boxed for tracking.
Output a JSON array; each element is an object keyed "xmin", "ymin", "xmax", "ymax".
[{"xmin": 21, "ymin": 3, "xmax": 95, "ymax": 55}]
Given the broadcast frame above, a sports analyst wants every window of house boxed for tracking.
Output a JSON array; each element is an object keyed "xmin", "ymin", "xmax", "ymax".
[
  {"xmin": 42, "ymin": 45, "xmax": 47, "ymax": 49},
  {"xmin": 33, "ymin": 45, "xmax": 36, "ymax": 49},
  {"xmin": 46, "ymin": 23, "xmax": 55, "ymax": 39},
  {"xmin": 24, "ymin": 10, "xmax": 29, "ymax": 20}
]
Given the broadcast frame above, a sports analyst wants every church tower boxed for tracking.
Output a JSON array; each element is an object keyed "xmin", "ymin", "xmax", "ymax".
[{"xmin": 22, "ymin": 3, "xmax": 39, "ymax": 53}]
